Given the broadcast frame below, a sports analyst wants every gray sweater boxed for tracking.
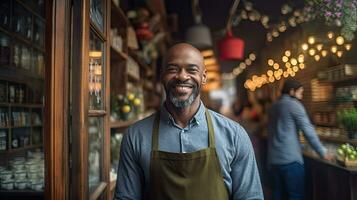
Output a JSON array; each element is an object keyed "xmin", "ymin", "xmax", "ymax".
[{"xmin": 267, "ymin": 95, "xmax": 326, "ymax": 165}]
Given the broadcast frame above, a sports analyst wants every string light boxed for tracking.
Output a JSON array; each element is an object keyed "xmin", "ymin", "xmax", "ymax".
[
  {"xmin": 316, "ymin": 44, "xmax": 323, "ymax": 51},
  {"xmin": 290, "ymin": 58, "xmax": 298, "ymax": 66},
  {"xmin": 336, "ymin": 36, "xmax": 344, "ymax": 45},
  {"xmin": 302, "ymin": 43, "xmax": 308, "ymax": 50},
  {"xmin": 249, "ymin": 53, "xmax": 256, "ymax": 60},
  {"xmin": 273, "ymin": 63, "xmax": 280, "ymax": 70},
  {"xmin": 282, "ymin": 56, "xmax": 289, "ymax": 63},
  {"xmin": 345, "ymin": 44, "xmax": 352, "ymax": 51},
  {"xmin": 308, "ymin": 36, "xmax": 315, "ymax": 44},
  {"xmin": 321, "ymin": 50, "xmax": 328, "ymax": 57},
  {"xmin": 331, "ymin": 46, "xmax": 337, "ymax": 53},
  {"xmin": 314, "ymin": 55, "xmax": 320, "ymax": 61},
  {"xmin": 327, "ymin": 31, "xmax": 334, "ymax": 39},
  {"xmin": 268, "ymin": 59, "xmax": 274, "ymax": 66},
  {"xmin": 299, "ymin": 63, "xmax": 305, "ymax": 69},
  {"xmin": 285, "ymin": 50, "xmax": 291, "ymax": 57},
  {"xmin": 298, "ymin": 54, "xmax": 304, "ymax": 63},
  {"xmin": 309, "ymin": 48, "xmax": 316, "ymax": 56},
  {"xmin": 337, "ymin": 51, "xmax": 343, "ymax": 57}
]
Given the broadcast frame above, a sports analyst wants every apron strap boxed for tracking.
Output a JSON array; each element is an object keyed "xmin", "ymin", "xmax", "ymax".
[
  {"xmin": 205, "ymin": 109, "xmax": 215, "ymax": 148},
  {"xmin": 151, "ymin": 109, "xmax": 216, "ymax": 150},
  {"xmin": 152, "ymin": 111, "xmax": 161, "ymax": 151}
]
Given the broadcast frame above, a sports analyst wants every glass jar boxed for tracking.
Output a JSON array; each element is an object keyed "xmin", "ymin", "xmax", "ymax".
[
  {"xmin": 30, "ymin": 180, "xmax": 43, "ymax": 191},
  {"xmin": 15, "ymin": 180, "xmax": 27, "ymax": 190},
  {"xmin": 1, "ymin": 179, "xmax": 14, "ymax": 190},
  {"xmin": 0, "ymin": 34, "xmax": 10, "ymax": 65},
  {"xmin": 13, "ymin": 169, "xmax": 27, "ymax": 180},
  {"xmin": 27, "ymin": 169, "xmax": 39, "ymax": 180},
  {"xmin": 0, "ymin": 131, "xmax": 6, "ymax": 150},
  {"xmin": 0, "ymin": 170, "xmax": 12, "ymax": 180}
]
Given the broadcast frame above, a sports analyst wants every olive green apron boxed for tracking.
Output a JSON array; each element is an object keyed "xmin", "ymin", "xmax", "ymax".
[{"xmin": 148, "ymin": 109, "xmax": 229, "ymax": 200}]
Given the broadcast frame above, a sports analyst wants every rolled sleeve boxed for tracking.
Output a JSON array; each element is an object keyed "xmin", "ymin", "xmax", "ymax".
[
  {"xmin": 231, "ymin": 125, "xmax": 264, "ymax": 200},
  {"xmin": 291, "ymin": 101, "xmax": 327, "ymax": 158},
  {"xmin": 114, "ymin": 127, "xmax": 144, "ymax": 200}
]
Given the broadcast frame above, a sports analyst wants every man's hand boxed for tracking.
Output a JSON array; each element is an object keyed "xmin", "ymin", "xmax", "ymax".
[{"xmin": 323, "ymin": 153, "xmax": 334, "ymax": 162}]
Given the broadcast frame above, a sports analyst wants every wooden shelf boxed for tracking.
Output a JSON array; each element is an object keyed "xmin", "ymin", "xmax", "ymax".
[
  {"xmin": 314, "ymin": 122, "xmax": 337, "ymax": 127},
  {"xmin": 127, "ymin": 72, "xmax": 140, "ymax": 83},
  {"xmin": 0, "ymin": 65, "xmax": 44, "ymax": 81},
  {"xmin": 128, "ymin": 50, "xmax": 151, "ymax": 72},
  {"xmin": 110, "ymin": 118, "xmax": 138, "ymax": 128},
  {"xmin": 0, "ymin": 144, "xmax": 42, "ymax": 155},
  {"xmin": 0, "ymin": 190, "xmax": 43, "ymax": 197},
  {"xmin": 0, "ymin": 102, "xmax": 43, "ymax": 108},
  {"xmin": 319, "ymin": 135, "xmax": 357, "ymax": 146},
  {"xmin": 110, "ymin": 0, "xmax": 129, "ymax": 26},
  {"xmin": 110, "ymin": 47, "xmax": 128, "ymax": 61},
  {"xmin": 110, "ymin": 180, "xmax": 116, "ymax": 191}
]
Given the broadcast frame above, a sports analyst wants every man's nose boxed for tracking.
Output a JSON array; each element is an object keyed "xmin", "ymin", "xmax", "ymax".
[{"xmin": 176, "ymin": 69, "xmax": 189, "ymax": 80}]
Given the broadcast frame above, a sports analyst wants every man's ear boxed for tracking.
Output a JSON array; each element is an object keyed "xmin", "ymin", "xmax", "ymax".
[{"xmin": 202, "ymin": 69, "xmax": 207, "ymax": 84}]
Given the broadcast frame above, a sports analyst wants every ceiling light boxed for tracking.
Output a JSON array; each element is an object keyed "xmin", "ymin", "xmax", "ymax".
[
  {"xmin": 290, "ymin": 58, "xmax": 298, "ymax": 66},
  {"xmin": 285, "ymin": 50, "xmax": 291, "ymax": 57},
  {"xmin": 249, "ymin": 53, "xmax": 256, "ymax": 60},
  {"xmin": 309, "ymin": 48, "xmax": 316, "ymax": 56},
  {"xmin": 327, "ymin": 31, "xmax": 334, "ymax": 39},
  {"xmin": 331, "ymin": 46, "xmax": 337, "ymax": 53},
  {"xmin": 268, "ymin": 59, "xmax": 274, "ymax": 66},
  {"xmin": 298, "ymin": 55, "xmax": 304, "ymax": 63},
  {"xmin": 282, "ymin": 56, "xmax": 289, "ymax": 62},
  {"xmin": 316, "ymin": 44, "xmax": 323, "ymax": 51},
  {"xmin": 321, "ymin": 50, "xmax": 327, "ymax": 57},
  {"xmin": 314, "ymin": 55, "xmax": 320, "ymax": 61},
  {"xmin": 337, "ymin": 51, "xmax": 343, "ymax": 57},
  {"xmin": 299, "ymin": 63, "xmax": 305, "ymax": 69},
  {"xmin": 273, "ymin": 63, "xmax": 280, "ymax": 70},
  {"xmin": 345, "ymin": 44, "xmax": 352, "ymax": 51}
]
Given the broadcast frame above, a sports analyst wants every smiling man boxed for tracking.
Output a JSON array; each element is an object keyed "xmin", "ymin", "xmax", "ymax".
[{"xmin": 114, "ymin": 43, "xmax": 263, "ymax": 200}]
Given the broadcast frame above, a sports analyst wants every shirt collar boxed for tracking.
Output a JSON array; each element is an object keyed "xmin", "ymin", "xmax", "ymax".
[{"xmin": 160, "ymin": 101, "xmax": 206, "ymax": 126}]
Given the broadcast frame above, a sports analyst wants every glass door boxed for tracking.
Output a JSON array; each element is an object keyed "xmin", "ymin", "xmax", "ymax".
[{"xmin": 70, "ymin": 0, "xmax": 110, "ymax": 199}]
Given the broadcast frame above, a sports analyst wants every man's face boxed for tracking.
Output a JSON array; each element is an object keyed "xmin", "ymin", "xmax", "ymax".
[
  {"xmin": 161, "ymin": 44, "xmax": 206, "ymax": 108},
  {"xmin": 293, "ymin": 87, "xmax": 304, "ymax": 100}
]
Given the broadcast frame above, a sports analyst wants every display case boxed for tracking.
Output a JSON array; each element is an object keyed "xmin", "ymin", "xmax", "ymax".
[{"xmin": 0, "ymin": 0, "xmax": 45, "ymax": 197}]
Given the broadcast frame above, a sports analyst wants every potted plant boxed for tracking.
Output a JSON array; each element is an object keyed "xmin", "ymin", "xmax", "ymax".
[{"xmin": 337, "ymin": 108, "xmax": 357, "ymax": 139}]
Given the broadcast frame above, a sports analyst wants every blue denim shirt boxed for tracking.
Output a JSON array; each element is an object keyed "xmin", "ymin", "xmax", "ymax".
[
  {"xmin": 267, "ymin": 94, "xmax": 327, "ymax": 165},
  {"xmin": 114, "ymin": 102, "xmax": 263, "ymax": 200}
]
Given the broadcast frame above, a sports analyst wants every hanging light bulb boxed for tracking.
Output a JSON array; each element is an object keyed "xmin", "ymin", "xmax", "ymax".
[
  {"xmin": 268, "ymin": 59, "xmax": 274, "ymax": 66},
  {"xmin": 336, "ymin": 36, "xmax": 344, "ymax": 45},
  {"xmin": 345, "ymin": 44, "xmax": 352, "ymax": 51},
  {"xmin": 267, "ymin": 70, "xmax": 273, "ymax": 76},
  {"xmin": 314, "ymin": 55, "xmax": 320, "ymax": 61},
  {"xmin": 321, "ymin": 50, "xmax": 328, "ymax": 57},
  {"xmin": 290, "ymin": 71, "xmax": 296, "ymax": 77},
  {"xmin": 308, "ymin": 36, "xmax": 315, "ymax": 44},
  {"xmin": 309, "ymin": 48, "xmax": 316, "ymax": 56},
  {"xmin": 316, "ymin": 44, "xmax": 323, "ymax": 51},
  {"xmin": 327, "ymin": 31, "xmax": 334, "ymax": 39},
  {"xmin": 282, "ymin": 56, "xmax": 289, "ymax": 63},
  {"xmin": 302, "ymin": 43, "xmax": 308, "ymax": 51},
  {"xmin": 285, "ymin": 62, "xmax": 291, "ymax": 68},
  {"xmin": 337, "ymin": 51, "xmax": 343, "ymax": 57},
  {"xmin": 331, "ymin": 46, "xmax": 337, "ymax": 53}
]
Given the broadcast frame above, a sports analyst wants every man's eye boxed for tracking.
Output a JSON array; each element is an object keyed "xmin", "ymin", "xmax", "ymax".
[{"xmin": 166, "ymin": 66, "xmax": 178, "ymax": 72}]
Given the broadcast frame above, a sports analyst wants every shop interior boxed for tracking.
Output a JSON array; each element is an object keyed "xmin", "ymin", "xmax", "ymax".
[{"xmin": 0, "ymin": 0, "xmax": 357, "ymax": 199}]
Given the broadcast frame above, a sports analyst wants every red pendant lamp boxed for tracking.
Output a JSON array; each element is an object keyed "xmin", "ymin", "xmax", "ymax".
[{"xmin": 219, "ymin": 0, "xmax": 244, "ymax": 60}]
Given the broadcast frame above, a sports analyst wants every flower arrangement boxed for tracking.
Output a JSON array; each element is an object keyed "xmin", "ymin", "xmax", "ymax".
[{"xmin": 305, "ymin": 0, "xmax": 357, "ymax": 40}]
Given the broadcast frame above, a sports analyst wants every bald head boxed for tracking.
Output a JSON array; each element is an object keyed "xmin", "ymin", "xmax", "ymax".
[{"xmin": 163, "ymin": 43, "xmax": 205, "ymax": 70}]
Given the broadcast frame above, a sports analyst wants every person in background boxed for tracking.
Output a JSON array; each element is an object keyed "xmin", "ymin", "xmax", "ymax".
[
  {"xmin": 267, "ymin": 79, "xmax": 333, "ymax": 200},
  {"xmin": 114, "ymin": 43, "xmax": 263, "ymax": 200}
]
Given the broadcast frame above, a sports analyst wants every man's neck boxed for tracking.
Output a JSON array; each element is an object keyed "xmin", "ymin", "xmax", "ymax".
[{"xmin": 165, "ymin": 99, "xmax": 201, "ymax": 128}]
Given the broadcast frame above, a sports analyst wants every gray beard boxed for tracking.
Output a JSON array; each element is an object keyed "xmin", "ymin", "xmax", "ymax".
[{"xmin": 167, "ymin": 87, "xmax": 199, "ymax": 108}]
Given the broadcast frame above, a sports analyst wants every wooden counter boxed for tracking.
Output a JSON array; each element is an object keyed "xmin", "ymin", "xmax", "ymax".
[{"xmin": 303, "ymin": 152, "xmax": 357, "ymax": 200}]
